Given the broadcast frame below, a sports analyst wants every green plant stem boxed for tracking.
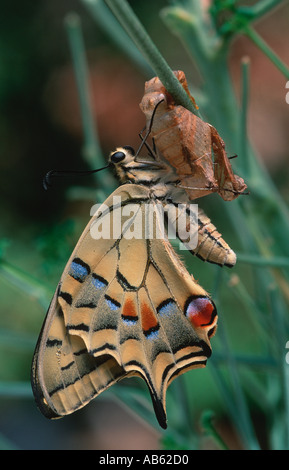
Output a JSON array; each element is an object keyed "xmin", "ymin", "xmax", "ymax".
[
  {"xmin": 161, "ymin": 6, "xmax": 240, "ymax": 151},
  {"xmin": 239, "ymin": 0, "xmax": 284, "ymax": 21},
  {"xmin": 0, "ymin": 329, "xmax": 36, "ymax": 351},
  {"xmin": 0, "ymin": 382, "xmax": 32, "ymax": 398},
  {"xmin": 239, "ymin": 56, "xmax": 251, "ymax": 176},
  {"xmin": 244, "ymin": 25, "xmax": 289, "ymax": 80},
  {"xmin": 0, "ymin": 259, "xmax": 52, "ymax": 308},
  {"xmin": 81, "ymin": 0, "xmax": 152, "ymax": 76},
  {"xmin": 0, "ymin": 432, "xmax": 19, "ymax": 450},
  {"xmin": 212, "ymin": 352, "xmax": 277, "ymax": 369},
  {"xmin": 173, "ymin": 375, "xmax": 198, "ymax": 446},
  {"xmin": 269, "ymin": 287, "xmax": 289, "ymax": 449},
  {"xmin": 104, "ymin": 0, "xmax": 200, "ymax": 116},
  {"xmin": 211, "ymin": 268, "xmax": 261, "ymax": 449},
  {"xmin": 65, "ymin": 13, "xmax": 103, "ymax": 167},
  {"xmin": 65, "ymin": 12, "xmax": 116, "ymax": 198},
  {"xmin": 283, "ymin": 360, "xmax": 289, "ymax": 449},
  {"xmin": 201, "ymin": 410, "xmax": 229, "ymax": 450},
  {"xmin": 236, "ymin": 254, "xmax": 289, "ymax": 268},
  {"xmin": 214, "ymin": 318, "xmax": 261, "ymax": 450}
]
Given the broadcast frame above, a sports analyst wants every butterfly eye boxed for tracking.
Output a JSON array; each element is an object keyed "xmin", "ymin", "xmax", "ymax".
[
  {"xmin": 123, "ymin": 145, "xmax": 135, "ymax": 155},
  {"xmin": 110, "ymin": 151, "xmax": 126, "ymax": 163}
]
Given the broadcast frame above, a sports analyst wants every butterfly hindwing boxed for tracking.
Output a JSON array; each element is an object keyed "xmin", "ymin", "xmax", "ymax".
[{"xmin": 32, "ymin": 184, "xmax": 217, "ymax": 428}]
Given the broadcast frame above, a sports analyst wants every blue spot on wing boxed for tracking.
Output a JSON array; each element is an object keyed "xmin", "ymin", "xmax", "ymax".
[
  {"xmin": 122, "ymin": 316, "xmax": 138, "ymax": 326},
  {"xmin": 91, "ymin": 273, "xmax": 108, "ymax": 290},
  {"xmin": 69, "ymin": 258, "xmax": 90, "ymax": 282},
  {"xmin": 105, "ymin": 294, "xmax": 120, "ymax": 311},
  {"xmin": 157, "ymin": 299, "xmax": 177, "ymax": 317},
  {"xmin": 145, "ymin": 329, "xmax": 159, "ymax": 340}
]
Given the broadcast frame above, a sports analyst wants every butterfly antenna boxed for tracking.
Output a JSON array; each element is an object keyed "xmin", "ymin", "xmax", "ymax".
[
  {"xmin": 43, "ymin": 164, "xmax": 111, "ymax": 190},
  {"xmin": 135, "ymin": 99, "xmax": 164, "ymax": 157}
]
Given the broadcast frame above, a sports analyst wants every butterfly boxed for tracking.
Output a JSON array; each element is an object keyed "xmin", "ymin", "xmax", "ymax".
[
  {"xmin": 139, "ymin": 70, "xmax": 247, "ymax": 201},
  {"xmin": 32, "ymin": 129, "xmax": 237, "ymax": 430}
]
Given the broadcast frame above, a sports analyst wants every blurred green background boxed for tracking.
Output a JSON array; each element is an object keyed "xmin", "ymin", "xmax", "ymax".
[{"xmin": 0, "ymin": 0, "xmax": 289, "ymax": 450}]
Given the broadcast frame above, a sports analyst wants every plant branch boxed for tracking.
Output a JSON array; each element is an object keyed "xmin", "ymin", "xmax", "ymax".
[
  {"xmin": 238, "ymin": 0, "xmax": 284, "ymax": 21},
  {"xmin": 65, "ymin": 15, "xmax": 104, "ymax": 167},
  {"xmin": 65, "ymin": 12, "xmax": 115, "ymax": 195},
  {"xmin": 239, "ymin": 56, "xmax": 250, "ymax": 176},
  {"xmin": 161, "ymin": 5, "xmax": 239, "ymax": 150},
  {"xmin": 81, "ymin": 0, "xmax": 152, "ymax": 76},
  {"xmin": 201, "ymin": 410, "xmax": 229, "ymax": 450},
  {"xmin": 104, "ymin": 0, "xmax": 201, "ymax": 116},
  {"xmin": 244, "ymin": 25, "xmax": 289, "ymax": 80}
]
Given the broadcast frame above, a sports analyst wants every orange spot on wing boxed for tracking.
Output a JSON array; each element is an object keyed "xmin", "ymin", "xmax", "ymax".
[
  {"xmin": 123, "ymin": 298, "xmax": 137, "ymax": 318},
  {"xmin": 141, "ymin": 303, "xmax": 158, "ymax": 332}
]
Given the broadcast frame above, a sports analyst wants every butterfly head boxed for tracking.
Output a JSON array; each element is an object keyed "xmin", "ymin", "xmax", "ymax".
[
  {"xmin": 109, "ymin": 145, "xmax": 135, "ymax": 165},
  {"xmin": 109, "ymin": 145, "xmax": 169, "ymax": 186}
]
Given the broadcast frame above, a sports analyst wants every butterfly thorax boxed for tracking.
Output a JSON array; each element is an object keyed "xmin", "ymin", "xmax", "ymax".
[{"xmin": 109, "ymin": 147, "xmax": 186, "ymax": 201}]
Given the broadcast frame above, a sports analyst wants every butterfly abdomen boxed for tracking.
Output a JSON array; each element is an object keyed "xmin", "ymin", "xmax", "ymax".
[{"xmin": 194, "ymin": 209, "xmax": 236, "ymax": 267}]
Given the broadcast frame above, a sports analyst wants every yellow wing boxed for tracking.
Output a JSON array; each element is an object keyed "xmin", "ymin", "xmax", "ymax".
[{"xmin": 31, "ymin": 184, "xmax": 217, "ymax": 429}]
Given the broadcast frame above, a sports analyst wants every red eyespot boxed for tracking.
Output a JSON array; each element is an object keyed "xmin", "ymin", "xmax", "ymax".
[{"xmin": 185, "ymin": 296, "xmax": 217, "ymax": 328}]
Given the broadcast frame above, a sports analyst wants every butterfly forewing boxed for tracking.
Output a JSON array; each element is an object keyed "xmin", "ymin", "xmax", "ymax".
[{"xmin": 32, "ymin": 184, "xmax": 217, "ymax": 428}]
